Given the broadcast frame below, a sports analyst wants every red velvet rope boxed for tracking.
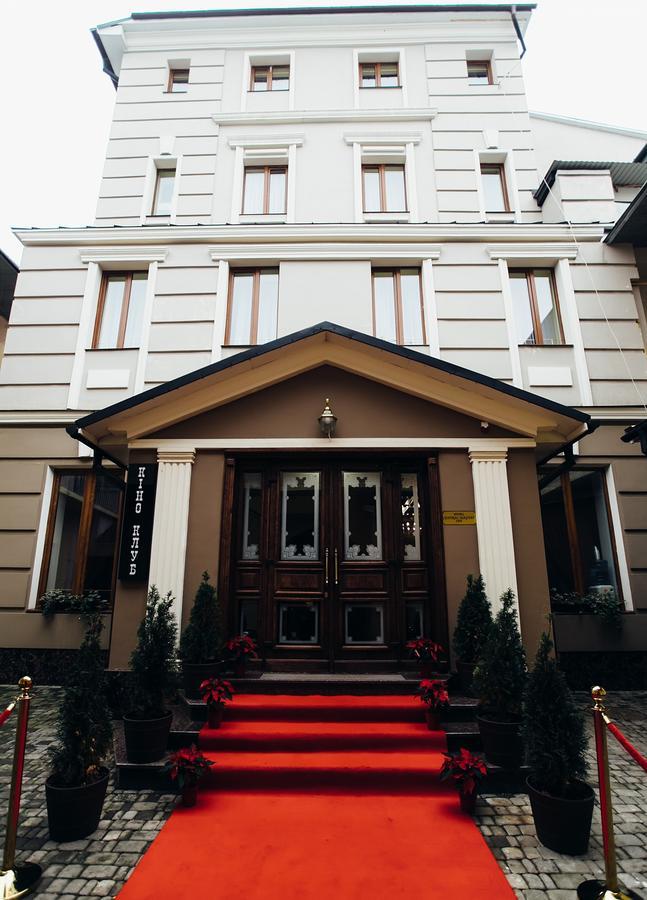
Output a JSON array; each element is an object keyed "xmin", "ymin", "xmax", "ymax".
[
  {"xmin": 0, "ymin": 702, "xmax": 15, "ymax": 727},
  {"xmin": 606, "ymin": 720, "xmax": 647, "ymax": 773}
]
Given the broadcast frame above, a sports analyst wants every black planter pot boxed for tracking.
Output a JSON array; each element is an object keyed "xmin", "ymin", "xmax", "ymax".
[
  {"xmin": 527, "ymin": 777, "xmax": 594, "ymax": 855},
  {"xmin": 476, "ymin": 714, "xmax": 524, "ymax": 768},
  {"xmin": 182, "ymin": 660, "xmax": 221, "ymax": 700},
  {"xmin": 123, "ymin": 710, "xmax": 172, "ymax": 763},
  {"xmin": 457, "ymin": 660, "xmax": 476, "ymax": 695},
  {"xmin": 46, "ymin": 767, "xmax": 109, "ymax": 842}
]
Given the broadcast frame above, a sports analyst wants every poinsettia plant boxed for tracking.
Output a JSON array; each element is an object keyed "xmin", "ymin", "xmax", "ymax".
[
  {"xmin": 226, "ymin": 634, "xmax": 259, "ymax": 662},
  {"xmin": 417, "ymin": 679, "xmax": 450, "ymax": 712},
  {"xmin": 163, "ymin": 745, "xmax": 214, "ymax": 790},
  {"xmin": 440, "ymin": 748, "xmax": 487, "ymax": 797},
  {"xmin": 406, "ymin": 638, "xmax": 444, "ymax": 663},
  {"xmin": 200, "ymin": 677, "xmax": 234, "ymax": 708}
]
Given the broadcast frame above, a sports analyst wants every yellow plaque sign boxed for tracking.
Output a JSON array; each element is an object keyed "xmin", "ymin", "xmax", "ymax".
[{"xmin": 442, "ymin": 511, "xmax": 476, "ymax": 526}]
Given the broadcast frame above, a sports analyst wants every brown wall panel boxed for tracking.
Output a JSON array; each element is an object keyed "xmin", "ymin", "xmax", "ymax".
[
  {"xmin": 0, "ymin": 494, "xmax": 41, "ymax": 531},
  {"xmin": 437, "ymin": 450, "xmax": 479, "ymax": 661},
  {"xmin": 0, "ymin": 611, "xmax": 110, "ymax": 650},
  {"xmin": 0, "ymin": 427, "xmax": 78, "ymax": 459},
  {"xmin": 0, "ymin": 461, "xmax": 48, "ymax": 494},
  {"xmin": 0, "ymin": 571, "xmax": 31, "ymax": 608},
  {"xmin": 579, "ymin": 424, "xmax": 644, "ymax": 458},
  {"xmin": 0, "ymin": 532, "xmax": 36, "ymax": 569},
  {"xmin": 624, "ymin": 532, "xmax": 647, "ymax": 571},
  {"xmin": 108, "ymin": 582, "xmax": 148, "ymax": 669},
  {"xmin": 618, "ymin": 494, "xmax": 647, "ymax": 531},
  {"xmin": 508, "ymin": 449, "xmax": 551, "ymax": 658}
]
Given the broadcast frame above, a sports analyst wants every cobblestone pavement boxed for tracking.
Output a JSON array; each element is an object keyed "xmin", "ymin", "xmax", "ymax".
[
  {"xmin": 475, "ymin": 691, "xmax": 647, "ymax": 899},
  {"xmin": 0, "ymin": 686, "xmax": 645, "ymax": 899}
]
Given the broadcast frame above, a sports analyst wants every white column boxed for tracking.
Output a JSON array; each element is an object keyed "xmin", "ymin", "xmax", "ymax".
[
  {"xmin": 148, "ymin": 449, "xmax": 196, "ymax": 628},
  {"xmin": 469, "ymin": 449, "xmax": 519, "ymax": 621}
]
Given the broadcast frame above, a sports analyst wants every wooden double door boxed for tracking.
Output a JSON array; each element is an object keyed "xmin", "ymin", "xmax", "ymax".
[{"xmin": 226, "ymin": 456, "xmax": 445, "ymax": 666}]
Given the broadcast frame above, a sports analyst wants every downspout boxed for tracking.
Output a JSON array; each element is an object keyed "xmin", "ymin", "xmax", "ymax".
[
  {"xmin": 66, "ymin": 423, "xmax": 127, "ymax": 472},
  {"xmin": 510, "ymin": 6, "xmax": 528, "ymax": 58},
  {"xmin": 536, "ymin": 420, "xmax": 599, "ymax": 489}
]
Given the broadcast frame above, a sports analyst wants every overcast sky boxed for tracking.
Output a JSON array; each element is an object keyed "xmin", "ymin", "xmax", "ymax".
[{"xmin": 1, "ymin": 0, "xmax": 645, "ymax": 264}]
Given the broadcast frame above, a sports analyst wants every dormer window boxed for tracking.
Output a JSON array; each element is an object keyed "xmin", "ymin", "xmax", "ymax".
[
  {"xmin": 360, "ymin": 62, "xmax": 399, "ymax": 88},
  {"xmin": 168, "ymin": 68, "xmax": 189, "ymax": 93},
  {"xmin": 251, "ymin": 65, "xmax": 290, "ymax": 92}
]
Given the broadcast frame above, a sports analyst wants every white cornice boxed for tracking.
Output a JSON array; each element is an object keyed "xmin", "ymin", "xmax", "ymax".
[
  {"xmin": 0, "ymin": 412, "xmax": 81, "ymax": 425},
  {"xmin": 131, "ymin": 438, "xmax": 537, "ymax": 451},
  {"xmin": 487, "ymin": 243, "xmax": 579, "ymax": 261},
  {"xmin": 227, "ymin": 135, "xmax": 304, "ymax": 149},
  {"xmin": 344, "ymin": 132, "xmax": 423, "ymax": 146},
  {"xmin": 209, "ymin": 243, "xmax": 442, "ymax": 262},
  {"xmin": 16, "ymin": 224, "xmax": 606, "ymax": 247},
  {"xmin": 79, "ymin": 247, "xmax": 168, "ymax": 264},
  {"xmin": 213, "ymin": 109, "xmax": 436, "ymax": 127}
]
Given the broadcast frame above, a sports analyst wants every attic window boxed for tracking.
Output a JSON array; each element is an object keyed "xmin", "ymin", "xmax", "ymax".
[
  {"xmin": 467, "ymin": 60, "xmax": 492, "ymax": 85},
  {"xmin": 168, "ymin": 68, "xmax": 189, "ymax": 93}
]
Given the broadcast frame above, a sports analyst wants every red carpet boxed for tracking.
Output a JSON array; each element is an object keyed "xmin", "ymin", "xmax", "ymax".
[{"xmin": 117, "ymin": 694, "xmax": 514, "ymax": 899}]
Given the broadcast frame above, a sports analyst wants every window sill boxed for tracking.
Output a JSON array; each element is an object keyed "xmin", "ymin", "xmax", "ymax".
[
  {"xmin": 247, "ymin": 89, "xmax": 290, "ymax": 94},
  {"xmin": 239, "ymin": 214, "xmax": 287, "ymax": 224},
  {"xmin": 362, "ymin": 212, "xmax": 410, "ymax": 223},
  {"xmin": 86, "ymin": 346, "xmax": 139, "ymax": 353},
  {"xmin": 485, "ymin": 212, "xmax": 516, "ymax": 223},
  {"xmin": 359, "ymin": 85, "xmax": 402, "ymax": 90},
  {"xmin": 518, "ymin": 343, "xmax": 573, "ymax": 349}
]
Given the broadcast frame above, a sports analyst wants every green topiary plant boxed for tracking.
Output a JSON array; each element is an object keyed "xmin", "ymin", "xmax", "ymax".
[
  {"xmin": 49, "ymin": 614, "xmax": 113, "ymax": 786},
  {"xmin": 179, "ymin": 572, "xmax": 223, "ymax": 664},
  {"xmin": 129, "ymin": 586, "xmax": 179, "ymax": 718},
  {"xmin": 453, "ymin": 574, "xmax": 492, "ymax": 664},
  {"xmin": 523, "ymin": 633, "xmax": 588, "ymax": 797},
  {"xmin": 473, "ymin": 589, "xmax": 526, "ymax": 720}
]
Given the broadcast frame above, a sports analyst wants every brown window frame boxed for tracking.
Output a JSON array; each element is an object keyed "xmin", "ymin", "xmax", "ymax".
[
  {"xmin": 480, "ymin": 162, "xmax": 511, "ymax": 212},
  {"xmin": 359, "ymin": 61, "xmax": 400, "ymax": 88},
  {"xmin": 371, "ymin": 268, "xmax": 426, "ymax": 346},
  {"xmin": 361, "ymin": 164, "xmax": 408, "ymax": 213},
  {"xmin": 167, "ymin": 68, "xmax": 190, "ymax": 93},
  {"xmin": 151, "ymin": 166, "xmax": 176, "ymax": 216},
  {"xmin": 548, "ymin": 467, "xmax": 622, "ymax": 601},
  {"xmin": 249, "ymin": 64, "xmax": 290, "ymax": 92},
  {"xmin": 37, "ymin": 469, "xmax": 123, "ymax": 606},
  {"xmin": 509, "ymin": 268, "xmax": 564, "ymax": 346},
  {"xmin": 242, "ymin": 166, "xmax": 287, "ymax": 215},
  {"xmin": 467, "ymin": 59, "xmax": 493, "ymax": 85},
  {"xmin": 225, "ymin": 268, "xmax": 280, "ymax": 346},
  {"xmin": 92, "ymin": 271, "xmax": 146, "ymax": 350}
]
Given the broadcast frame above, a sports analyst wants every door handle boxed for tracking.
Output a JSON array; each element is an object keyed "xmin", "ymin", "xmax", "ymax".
[
  {"xmin": 325, "ymin": 547, "xmax": 330, "ymax": 585},
  {"xmin": 334, "ymin": 548, "xmax": 339, "ymax": 586}
]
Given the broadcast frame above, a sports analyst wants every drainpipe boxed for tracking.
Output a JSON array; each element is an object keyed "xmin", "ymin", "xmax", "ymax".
[
  {"xmin": 510, "ymin": 6, "xmax": 528, "ymax": 58},
  {"xmin": 66, "ymin": 423, "xmax": 127, "ymax": 472},
  {"xmin": 536, "ymin": 420, "xmax": 599, "ymax": 490}
]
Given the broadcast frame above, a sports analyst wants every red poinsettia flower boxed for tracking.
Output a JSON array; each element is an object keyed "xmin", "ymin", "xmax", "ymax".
[
  {"xmin": 200, "ymin": 677, "xmax": 234, "ymax": 708},
  {"xmin": 163, "ymin": 744, "xmax": 214, "ymax": 790},
  {"xmin": 405, "ymin": 638, "xmax": 444, "ymax": 663},
  {"xmin": 226, "ymin": 634, "xmax": 259, "ymax": 660},
  {"xmin": 439, "ymin": 748, "xmax": 487, "ymax": 796},
  {"xmin": 417, "ymin": 678, "xmax": 450, "ymax": 711}
]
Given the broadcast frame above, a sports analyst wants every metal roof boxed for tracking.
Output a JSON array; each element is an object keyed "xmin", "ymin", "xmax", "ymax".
[
  {"xmin": 534, "ymin": 161, "xmax": 647, "ymax": 206},
  {"xmin": 129, "ymin": 4, "xmax": 536, "ymax": 21},
  {"xmin": 605, "ymin": 181, "xmax": 647, "ymax": 246}
]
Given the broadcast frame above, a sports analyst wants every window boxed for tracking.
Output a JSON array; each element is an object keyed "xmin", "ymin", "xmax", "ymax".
[
  {"xmin": 360, "ymin": 62, "xmax": 399, "ymax": 88},
  {"xmin": 480, "ymin": 163, "xmax": 510, "ymax": 212},
  {"xmin": 39, "ymin": 471, "xmax": 122, "ymax": 604},
  {"xmin": 227, "ymin": 269, "xmax": 279, "ymax": 345},
  {"xmin": 509, "ymin": 268, "xmax": 563, "ymax": 346},
  {"xmin": 168, "ymin": 68, "xmax": 189, "ymax": 93},
  {"xmin": 467, "ymin": 60, "xmax": 492, "ymax": 85},
  {"xmin": 250, "ymin": 65, "xmax": 290, "ymax": 92},
  {"xmin": 362, "ymin": 164, "xmax": 407, "ymax": 212},
  {"xmin": 151, "ymin": 167, "xmax": 175, "ymax": 216},
  {"xmin": 540, "ymin": 468, "xmax": 620, "ymax": 598},
  {"xmin": 93, "ymin": 272, "xmax": 148, "ymax": 350},
  {"xmin": 372, "ymin": 269, "xmax": 425, "ymax": 345},
  {"xmin": 243, "ymin": 166, "xmax": 287, "ymax": 215}
]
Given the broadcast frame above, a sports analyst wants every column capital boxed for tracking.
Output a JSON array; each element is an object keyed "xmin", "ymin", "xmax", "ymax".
[
  {"xmin": 468, "ymin": 448, "xmax": 508, "ymax": 463},
  {"xmin": 157, "ymin": 448, "xmax": 196, "ymax": 465}
]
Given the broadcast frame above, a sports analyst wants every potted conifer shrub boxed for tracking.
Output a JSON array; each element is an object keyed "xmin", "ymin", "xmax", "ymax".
[
  {"xmin": 45, "ymin": 614, "xmax": 112, "ymax": 842},
  {"xmin": 123, "ymin": 586, "xmax": 179, "ymax": 763},
  {"xmin": 179, "ymin": 572, "xmax": 223, "ymax": 699},
  {"xmin": 473, "ymin": 590, "xmax": 527, "ymax": 769},
  {"xmin": 453, "ymin": 574, "xmax": 492, "ymax": 694},
  {"xmin": 523, "ymin": 633, "xmax": 594, "ymax": 855}
]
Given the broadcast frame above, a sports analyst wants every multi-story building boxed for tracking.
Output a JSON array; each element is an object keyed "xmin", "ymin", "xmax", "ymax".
[{"xmin": 2, "ymin": 4, "xmax": 647, "ymax": 673}]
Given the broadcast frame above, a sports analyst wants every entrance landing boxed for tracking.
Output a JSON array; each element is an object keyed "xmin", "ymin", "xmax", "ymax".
[{"xmin": 117, "ymin": 694, "xmax": 514, "ymax": 899}]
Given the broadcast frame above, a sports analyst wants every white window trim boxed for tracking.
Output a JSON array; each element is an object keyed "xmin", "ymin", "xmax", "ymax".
[
  {"xmin": 421, "ymin": 258, "xmax": 439, "ymax": 357},
  {"xmin": 353, "ymin": 47, "xmax": 407, "ymax": 107},
  {"xmin": 241, "ymin": 51, "xmax": 295, "ymax": 111},
  {"xmin": 141, "ymin": 156, "xmax": 182, "ymax": 224},
  {"xmin": 465, "ymin": 49, "xmax": 497, "ymax": 88},
  {"xmin": 69, "ymin": 252, "xmax": 166, "ymax": 409},
  {"xmin": 346, "ymin": 133, "xmax": 421, "ymax": 224},
  {"xmin": 475, "ymin": 149, "xmax": 520, "ymax": 222},
  {"xmin": 27, "ymin": 466, "xmax": 55, "ymax": 609},
  {"xmin": 605, "ymin": 464, "xmax": 634, "ymax": 611},
  {"xmin": 211, "ymin": 259, "xmax": 230, "ymax": 361},
  {"xmin": 229, "ymin": 136, "xmax": 303, "ymax": 225}
]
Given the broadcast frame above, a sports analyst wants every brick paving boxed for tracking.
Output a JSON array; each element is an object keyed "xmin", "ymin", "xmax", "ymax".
[{"xmin": 0, "ymin": 685, "xmax": 645, "ymax": 898}]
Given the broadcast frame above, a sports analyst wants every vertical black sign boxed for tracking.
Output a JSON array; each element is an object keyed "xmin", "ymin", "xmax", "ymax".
[{"xmin": 118, "ymin": 463, "xmax": 158, "ymax": 582}]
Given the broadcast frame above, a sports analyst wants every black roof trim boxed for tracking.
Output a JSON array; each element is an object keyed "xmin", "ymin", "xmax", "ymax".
[
  {"xmin": 0, "ymin": 247, "xmax": 19, "ymax": 273},
  {"xmin": 605, "ymin": 180, "xmax": 647, "ymax": 245},
  {"xmin": 535, "ymin": 160, "xmax": 647, "ymax": 206},
  {"xmin": 75, "ymin": 322, "xmax": 589, "ymax": 431},
  {"xmin": 130, "ymin": 5, "xmax": 535, "ymax": 21},
  {"xmin": 634, "ymin": 144, "xmax": 647, "ymax": 163},
  {"xmin": 91, "ymin": 28, "xmax": 118, "ymax": 89}
]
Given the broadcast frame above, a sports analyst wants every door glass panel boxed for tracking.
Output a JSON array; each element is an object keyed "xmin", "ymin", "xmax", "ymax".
[
  {"xmin": 343, "ymin": 472, "xmax": 382, "ymax": 560},
  {"xmin": 46, "ymin": 474, "xmax": 86, "ymax": 591},
  {"xmin": 240, "ymin": 601, "xmax": 259, "ymax": 641},
  {"xmin": 83, "ymin": 473, "xmax": 121, "ymax": 601},
  {"xmin": 345, "ymin": 604, "xmax": 384, "ymax": 643},
  {"xmin": 242, "ymin": 473, "xmax": 262, "ymax": 560},
  {"xmin": 279, "ymin": 603, "xmax": 318, "ymax": 643},
  {"xmin": 401, "ymin": 474, "xmax": 421, "ymax": 560},
  {"xmin": 406, "ymin": 603, "xmax": 424, "ymax": 641},
  {"xmin": 281, "ymin": 472, "xmax": 320, "ymax": 560}
]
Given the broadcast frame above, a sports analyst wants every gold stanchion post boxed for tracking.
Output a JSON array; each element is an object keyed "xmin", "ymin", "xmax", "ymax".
[
  {"xmin": 577, "ymin": 686, "xmax": 640, "ymax": 900},
  {"xmin": 0, "ymin": 677, "xmax": 42, "ymax": 899}
]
